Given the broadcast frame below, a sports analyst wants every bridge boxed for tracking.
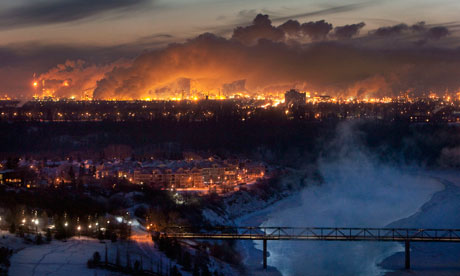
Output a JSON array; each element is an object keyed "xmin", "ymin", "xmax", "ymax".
[{"xmin": 163, "ymin": 226, "xmax": 460, "ymax": 270}]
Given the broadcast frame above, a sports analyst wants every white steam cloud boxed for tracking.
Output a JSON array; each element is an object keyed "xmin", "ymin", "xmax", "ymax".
[{"xmin": 253, "ymin": 121, "xmax": 443, "ymax": 275}]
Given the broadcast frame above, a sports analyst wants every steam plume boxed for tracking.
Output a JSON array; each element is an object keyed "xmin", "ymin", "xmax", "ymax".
[{"xmin": 36, "ymin": 14, "xmax": 458, "ymax": 100}]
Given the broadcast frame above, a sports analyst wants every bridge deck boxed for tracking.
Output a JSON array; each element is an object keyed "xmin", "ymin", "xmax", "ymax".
[{"xmin": 164, "ymin": 227, "xmax": 460, "ymax": 242}]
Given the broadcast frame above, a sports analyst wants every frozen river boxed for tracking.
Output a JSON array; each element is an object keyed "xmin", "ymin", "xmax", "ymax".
[
  {"xmin": 255, "ymin": 172, "xmax": 442, "ymax": 275},
  {"xmin": 237, "ymin": 168, "xmax": 460, "ymax": 276}
]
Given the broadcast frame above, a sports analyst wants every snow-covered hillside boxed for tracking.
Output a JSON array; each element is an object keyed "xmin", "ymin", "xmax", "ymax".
[{"xmin": 380, "ymin": 178, "xmax": 460, "ymax": 275}]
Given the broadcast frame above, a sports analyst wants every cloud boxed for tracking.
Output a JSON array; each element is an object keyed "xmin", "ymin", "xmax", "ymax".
[
  {"xmin": 333, "ymin": 22, "xmax": 365, "ymax": 40},
  {"xmin": 1, "ymin": 14, "xmax": 458, "ymax": 99},
  {"xmin": 278, "ymin": 20, "xmax": 301, "ymax": 36},
  {"xmin": 231, "ymin": 14, "xmax": 348, "ymax": 45},
  {"xmin": 232, "ymin": 14, "xmax": 285, "ymax": 45},
  {"xmin": 208, "ymin": 2, "xmax": 374, "ymax": 37},
  {"xmin": 35, "ymin": 59, "xmax": 130, "ymax": 99},
  {"xmin": 273, "ymin": 1, "xmax": 376, "ymax": 23},
  {"xmin": 301, "ymin": 20, "xmax": 333, "ymax": 40},
  {"xmin": 427, "ymin": 26, "xmax": 449, "ymax": 40},
  {"xmin": 0, "ymin": 39, "xmax": 148, "ymax": 97},
  {"xmin": 370, "ymin": 22, "xmax": 450, "ymax": 41},
  {"xmin": 278, "ymin": 19, "xmax": 333, "ymax": 40},
  {"xmin": 374, "ymin": 24, "xmax": 409, "ymax": 36},
  {"xmin": 92, "ymin": 20, "xmax": 460, "ymax": 100},
  {"xmin": 259, "ymin": 120, "xmax": 444, "ymax": 275},
  {"xmin": 0, "ymin": 28, "xmax": 176, "ymax": 97},
  {"xmin": 0, "ymin": 0, "xmax": 151, "ymax": 29}
]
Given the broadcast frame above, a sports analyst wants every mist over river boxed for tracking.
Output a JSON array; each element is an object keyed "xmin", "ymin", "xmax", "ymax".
[
  {"xmin": 252, "ymin": 171, "xmax": 443, "ymax": 275},
  {"xmin": 240, "ymin": 122, "xmax": 453, "ymax": 275}
]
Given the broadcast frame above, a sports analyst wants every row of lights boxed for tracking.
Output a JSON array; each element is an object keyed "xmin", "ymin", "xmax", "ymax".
[{"xmin": 21, "ymin": 218, "xmax": 39, "ymax": 225}]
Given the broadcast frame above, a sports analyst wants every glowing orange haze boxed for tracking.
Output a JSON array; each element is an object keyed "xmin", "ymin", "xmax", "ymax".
[
  {"xmin": 32, "ymin": 24, "xmax": 460, "ymax": 100},
  {"xmin": 5, "ymin": 14, "xmax": 457, "ymax": 100}
]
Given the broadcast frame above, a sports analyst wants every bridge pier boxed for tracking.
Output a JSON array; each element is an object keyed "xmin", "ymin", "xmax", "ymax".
[
  {"xmin": 263, "ymin": 239, "xmax": 267, "ymax": 270},
  {"xmin": 405, "ymin": 240, "xmax": 410, "ymax": 270}
]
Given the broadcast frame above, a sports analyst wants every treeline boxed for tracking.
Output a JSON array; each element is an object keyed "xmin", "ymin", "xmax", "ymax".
[
  {"xmin": 153, "ymin": 235, "xmax": 229, "ymax": 276},
  {"xmin": 0, "ymin": 120, "xmax": 327, "ymax": 160},
  {"xmin": 1, "ymin": 120, "xmax": 459, "ymax": 168},
  {"xmin": 0, "ymin": 246, "xmax": 12, "ymax": 275}
]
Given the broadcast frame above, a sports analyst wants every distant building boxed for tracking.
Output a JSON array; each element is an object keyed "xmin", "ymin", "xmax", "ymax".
[
  {"xmin": 285, "ymin": 89, "xmax": 306, "ymax": 106},
  {"xmin": 0, "ymin": 169, "xmax": 14, "ymax": 185},
  {"xmin": 133, "ymin": 169, "xmax": 153, "ymax": 185},
  {"xmin": 128, "ymin": 159, "xmax": 265, "ymax": 193}
]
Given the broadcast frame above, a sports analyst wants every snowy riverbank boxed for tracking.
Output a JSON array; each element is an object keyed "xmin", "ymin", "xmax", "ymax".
[
  {"xmin": 8, "ymin": 222, "xmax": 239, "ymax": 276},
  {"xmin": 231, "ymin": 169, "xmax": 452, "ymax": 276},
  {"xmin": 379, "ymin": 175, "xmax": 460, "ymax": 275}
]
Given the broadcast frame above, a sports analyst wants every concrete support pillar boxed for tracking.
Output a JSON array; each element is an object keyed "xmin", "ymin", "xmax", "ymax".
[
  {"xmin": 405, "ymin": 240, "xmax": 410, "ymax": 270},
  {"xmin": 263, "ymin": 239, "xmax": 267, "ymax": 269}
]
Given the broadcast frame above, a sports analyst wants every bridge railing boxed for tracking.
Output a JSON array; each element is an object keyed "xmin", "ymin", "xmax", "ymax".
[{"xmin": 162, "ymin": 226, "xmax": 460, "ymax": 242}]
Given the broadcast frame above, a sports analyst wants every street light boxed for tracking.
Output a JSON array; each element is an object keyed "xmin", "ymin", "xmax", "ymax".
[
  {"xmin": 34, "ymin": 219, "xmax": 39, "ymax": 235},
  {"xmin": 63, "ymin": 222, "xmax": 68, "ymax": 241},
  {"xmin": 128, "ymin": 221, "xmax": 132, "ymax": 240}
]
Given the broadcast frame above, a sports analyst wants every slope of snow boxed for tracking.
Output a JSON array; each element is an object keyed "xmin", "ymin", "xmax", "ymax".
[
  {"xmin": 10, "ymin": 238, "xmax": 126, "ymax": 276},
  {"xmin": 240, "ymin": 170, "xmax": 443, "ymax": 276},
  {"xmin": 380, "ymin": 178, "xmax": 460, "ymax": 275},
  {"xmin": 9, "ymin": 224, "xmax": 239, "ymax": 276}
]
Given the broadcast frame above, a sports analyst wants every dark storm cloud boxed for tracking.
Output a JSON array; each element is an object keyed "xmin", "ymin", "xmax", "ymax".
[
  {"xmin": 301, "ymin": 20, "xmax": 333, "ymax": 40},
  {"xmin": 210, "ymin": 1, "xmax": 374, "ymax": 37},
  {"xmin": 374, "ymin": 24, "xmax": 409, "ymax": 36},
  {"xmin": 333, "ymin": 22, "xmax": 365, "ymax": 39},
  {"xmin": 278, "ymin": 19, "xmax": 333, "ymax": 40},
  {"xmin": 427, "ymin": 26, "xmax": 449, "ymax": 40},
  {"xmin": 371, "ymin": 22, "xmax": 450, "ymax": 41},
  {"xmin": 232, "ymin": 14, "xmax": 284, "ymax": 45},
  {"xmin": 410, "ymin": 22, "xmax": 426, "ymax": 33},
  {"xmin": 0, "ymin": 0, "xmax": 151, "ymax": 29},
  {"xmin": 232, "ymin": 14, "xmax": 349, "ymax": 45},
  {"xmin": 91, "ymin": 15, "xmax": 459, "ymax": 100},
  {"xmin": 278, "ymin": 20, "xmax": 301, "ymax": 36},
  {"xmin": 2, "ymin": 13, "xmax": 458, "ymax": 99}
]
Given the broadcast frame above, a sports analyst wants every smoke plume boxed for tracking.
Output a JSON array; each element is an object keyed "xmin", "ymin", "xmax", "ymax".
[
  {"xmin": 36, "ymin": 59, "xmax": 129, "ymax": 99},
  {"xmin": 35, "ymin": 14, "xmax": 459, "ymax": 100},
  {"xmin": 256, "ymin": 121, "xmax": 444, "ymax": 275}
]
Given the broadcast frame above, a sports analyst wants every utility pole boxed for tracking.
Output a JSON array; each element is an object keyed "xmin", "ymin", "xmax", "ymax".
[
  {"xmin": 263, "ymin": 239, "xmax": 267, "ymax": 269},
  {"xmin": 405, "ymin": 240, "xmax": 410, "ymax": 270}
]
